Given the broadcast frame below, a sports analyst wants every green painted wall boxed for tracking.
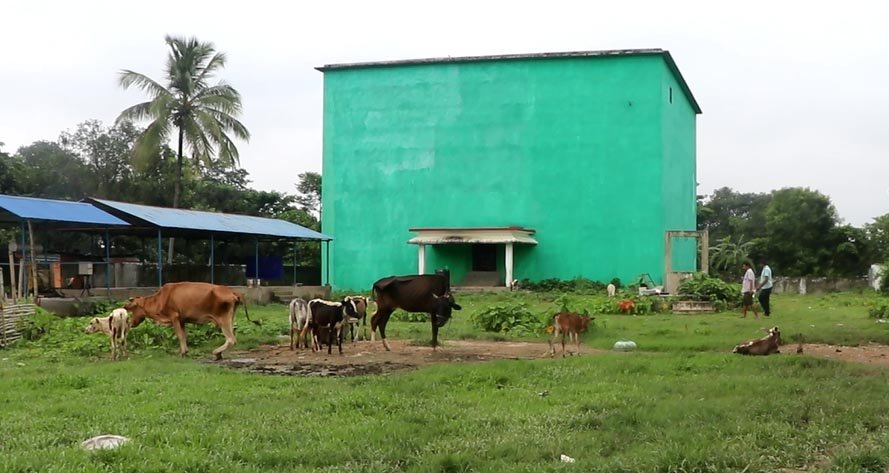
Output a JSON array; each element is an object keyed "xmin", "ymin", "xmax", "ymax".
[{"xmin": 321, "ymin": 54, "xmax": 698, "ymax": 290}]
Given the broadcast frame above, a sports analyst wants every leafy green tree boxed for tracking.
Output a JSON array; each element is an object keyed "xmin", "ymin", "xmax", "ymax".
[
  {"xmin": 117, "ymin": 35, "xmax": 249, "ymax": 261},
  {"xmin": 698, "ymin": 187, "xmax": 771, "ymax": 242},
  {"xmin": 866, "ymin": 214, "xmax": 889, "ymax": 262},
  {"xmin": 0, "ymin": 142, "xmax": 24, "ymax": 195},
  {"xmin": 764, "ymin": 187, "xmax": 838, "ymax": 276},
  {"xmin": 14, "ymin": 141, "xmax": 91, "ymax": 199},
  {"xmin": 828, "ymin": 225, "xmax": 872, "ymax": 277},
  {"xmin": 59, "ymin": 120, "xmax": 141, "ymax": 198},
  {"xmin": 295, "ymin": 172, "xmax": 321, "ymax": 218}
]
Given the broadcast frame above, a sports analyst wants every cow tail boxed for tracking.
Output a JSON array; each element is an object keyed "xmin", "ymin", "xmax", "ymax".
[{"xmin": 237, "ymin": 293, "xmax": 262, "ymax": 326}]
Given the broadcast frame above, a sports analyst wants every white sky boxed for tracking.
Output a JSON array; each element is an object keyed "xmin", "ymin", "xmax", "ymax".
[{"xmin": 2, "ymin": 0, "xmax": 887, "ymax": 226}]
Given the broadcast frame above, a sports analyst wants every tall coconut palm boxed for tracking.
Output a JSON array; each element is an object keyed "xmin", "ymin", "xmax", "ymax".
[{"xmin": 117, "ymin": 35, "xmax": 249, "ymax": 262}]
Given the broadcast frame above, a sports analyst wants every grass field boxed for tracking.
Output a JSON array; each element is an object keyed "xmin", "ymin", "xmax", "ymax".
[{"xmin": 2, "ymin": 291, "xmax": 889, "ymax": 472}]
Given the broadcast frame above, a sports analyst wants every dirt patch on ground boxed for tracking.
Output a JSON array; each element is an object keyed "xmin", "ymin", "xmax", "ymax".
[
  {"xmin": 218, "ymin": 339, "xmax": 604, "ymax": 377},
  {"xmin": 798, "ymin": 343, "xmax": 889, "ymax": 367}
]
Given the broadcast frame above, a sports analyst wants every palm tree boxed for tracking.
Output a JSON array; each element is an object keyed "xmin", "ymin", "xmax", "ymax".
[
  {"xmin": 117, "ymin": 35, "xmax": 249, "ymax": 262},
  {"xmin": 710, "ymin": 235, "xmax": 754, "ymax": 272}
]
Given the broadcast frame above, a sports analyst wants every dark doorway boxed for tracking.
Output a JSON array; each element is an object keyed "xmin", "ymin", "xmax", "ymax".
[{"xmin": 472, "ymin": 244, "xmax": 497, "ymax": 271}]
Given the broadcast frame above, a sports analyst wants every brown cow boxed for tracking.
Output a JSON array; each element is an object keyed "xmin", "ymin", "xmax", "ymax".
[
  {"xmin": 548, "ymin": 311, "xmax": 593, "ymax": 358},
  {"xmin": 732, "ymin": 326, "xmax": 781, "ymax": 356},
  {"xmin": 125, "ymin": 282, "xmax": 258, "ymax": 360}
]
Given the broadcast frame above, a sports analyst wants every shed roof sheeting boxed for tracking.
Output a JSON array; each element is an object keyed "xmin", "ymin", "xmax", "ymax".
[
  {"xmin": 0, "ymin": 194, "xmax": 130, "ymax": 226},
  {"xmin": 87, "ymin": 198, "xmax": 332, "ymax": 241}
]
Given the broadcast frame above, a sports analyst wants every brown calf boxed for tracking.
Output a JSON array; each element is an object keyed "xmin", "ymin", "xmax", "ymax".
[
  {"xmin": 732, "ymin": 326, "xmax": 781, "ymax": 356},
  {"xmin": 548, "ymin": 311, "xmax": 594, "ymax": 358}
]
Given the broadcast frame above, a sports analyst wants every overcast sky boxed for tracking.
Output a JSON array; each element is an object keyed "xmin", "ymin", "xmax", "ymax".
[{"xmin": 2, "ymin": 1, "xmax": 887, "ymax": 226}]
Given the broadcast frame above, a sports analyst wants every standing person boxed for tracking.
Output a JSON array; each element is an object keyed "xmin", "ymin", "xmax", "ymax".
[
  {"xmin": 741, "ymin": 262, "xmax": 759, "ymax": 319},
  {"xmin": 757, "ymin": 258, "xmax": 774, "ymax": 317}
]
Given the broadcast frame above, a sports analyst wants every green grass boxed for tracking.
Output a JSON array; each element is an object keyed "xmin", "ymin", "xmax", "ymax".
[{"xmin": 2, "ymin": 291, "xmax": 889, "ymax": 472}]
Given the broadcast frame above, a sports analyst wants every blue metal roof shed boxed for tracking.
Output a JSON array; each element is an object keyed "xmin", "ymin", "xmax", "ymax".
[
  {"xmin": 0, "ymin": 194, "xmax": 130, "ymax": 227},
  {"xmin": 87, "ymin": 198, "xmax": 331, "ymax": 240},
  {"xmin": 84, "ymin": 198, "xmax": 333, "ymax": 287}
]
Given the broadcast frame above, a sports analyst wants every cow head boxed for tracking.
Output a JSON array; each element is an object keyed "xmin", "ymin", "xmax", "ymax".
[
  {"xmin": 341, "ymin": 297, "xmax": 361, "ymax": 323},
  {"xmin": 124, "ymin": 296, "xmax": 148, "ymax": 327},
  {"xmin": 579, "ymin": 316, "xmax": 595, "ymax": 333},
  {"xmin": 431, "ymin": 292, "xmax": 461, "ymax": 327},
  {"xmin": 84, "ymin": 317, "xmax": 103, "ymax": 334}
]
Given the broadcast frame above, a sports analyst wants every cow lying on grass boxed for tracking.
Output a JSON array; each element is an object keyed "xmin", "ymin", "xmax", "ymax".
[
  {"xmin": 85, "ymin": 308, "xmax": 130, "ymax": 360},
  {"xmin": 548, "ymin": 311, "xmax": 594, "ymax": 358},
  {"xmin": 732, "ymin": 326, "xmax": 781, "ymax": 356}
]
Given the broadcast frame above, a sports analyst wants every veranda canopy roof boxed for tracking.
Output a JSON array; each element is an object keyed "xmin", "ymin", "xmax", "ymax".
[{"xmin": 407, "ymin": 227, "xmax": 537, "ymax": 245}]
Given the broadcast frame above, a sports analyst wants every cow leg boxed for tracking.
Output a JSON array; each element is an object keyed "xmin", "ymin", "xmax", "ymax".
[
  {"xmin": 172, "ymin": 318, "xmax": 189, "ymax": 356},
  {"xmin": 561, "ymin": 332, "xmax": 567, "ymax": 358},
  {"xmin": 290, "ymin": 324, "xmax": 295, "ymax": 350},
  {"xmin": 337, "ymin": 324, "xmax": 344, "ymax": 355},
  {"xmin": 372, "ymin": 308, "xmax": 395, "ymax": 351},
  {"xmin": 110, "ymin": 337, "xmax": 117, "ymax": 361},
  {"xmin": 212, "ymin": 318, "xmax": 237, "ymax": 361}
]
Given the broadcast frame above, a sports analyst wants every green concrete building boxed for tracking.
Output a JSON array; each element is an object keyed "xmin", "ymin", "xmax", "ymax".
[{"xmin": 318, "ymin": 49, "xmax": 701, "ymax": 291}]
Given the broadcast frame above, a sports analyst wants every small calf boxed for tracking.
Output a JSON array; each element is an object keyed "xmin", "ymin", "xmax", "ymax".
[
  {"xmin": 289, "ymin": 298, "xmax": 312, "ymax": 350},
  {"xmin": 344, "ymin": 295, "xmax": 370, "ymax": 342},
  {"xmin": 732, "ymin": 326, "xmax": 781, "ymax": 356},
  {"xmin": 85, "ymin": 308, "xmax": 130, "ymax": 360},
  {"xmin": 548, "ymin": 311, "xmax": 594, "ymax": 358},
  {"xmin": 606, "ymin": 283, "xmax": 616, "ymax": 297},
  {"xmin": 308, "ymin": 298, "xmax": 360, "ymax": 354}
]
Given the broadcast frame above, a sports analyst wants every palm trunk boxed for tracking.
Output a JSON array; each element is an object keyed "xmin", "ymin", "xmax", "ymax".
[{"xmin": 167, "ymin": 127, "xmax": 184, "ymax": 265}]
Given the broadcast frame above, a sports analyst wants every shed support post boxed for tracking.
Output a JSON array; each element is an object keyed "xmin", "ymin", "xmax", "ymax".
[
  {"xmin": 254, "ymin": 240, "xmax": 259, "ymax": 286},
  {"xmin": 417, "ymin": 244, "xmax": 426, "ymax": 275},
  {"xmin": 325, "ymin": 241, "xmax": 330, "ymax": 286},
  {"xmin": 292, "ymin": 240, "xmax": 297, "ymax": 285},
  {"xmin": 157, "ymin": 229, "xmax": 163, "ymax": 288},
  {"xmin": 210, "ymin": 234, "xmax": 215, "ymax": 284},
  {"xmin": 505, "ymin": 243, "xmax": 514, "ymax": 288},
  {"xmin": 104, "ymin": 230, "xmax": 111, "ymax": 296},
  {"xmin": 20, "ymin": 222, "xmax": 26, "ymax": 297}
]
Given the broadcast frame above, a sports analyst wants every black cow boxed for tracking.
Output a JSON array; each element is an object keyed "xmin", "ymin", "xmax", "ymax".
[
  {"xmin": 370, "ymin": 274, "xmax": 462, "ymax": 350},
  {"xmin": 308, "ymin": 298, "xmax": 359, "ymax": 354}
]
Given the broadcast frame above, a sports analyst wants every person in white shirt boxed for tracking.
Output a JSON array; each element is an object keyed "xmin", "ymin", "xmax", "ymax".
[
  {"xmin": 741, "ymin": 261, "xmax": 759, "ymax": 319},
  {"xmin": 757, "ymin": 259, "xmax": 774, "ymax": 317}
]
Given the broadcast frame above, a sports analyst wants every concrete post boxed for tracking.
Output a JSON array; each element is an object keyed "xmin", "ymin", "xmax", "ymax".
[
  {"xmin": 505, "ymin": 242, "xmax": 514, "ymax": 288},
  {"xmin": 417, "ymin": 244, "xmax": 426, "ymax": 275}
]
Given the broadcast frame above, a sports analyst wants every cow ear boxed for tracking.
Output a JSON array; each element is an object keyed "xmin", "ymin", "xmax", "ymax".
[{"xmin": 451, "ymin": 302, "xmax": 462, "ymax": 310}]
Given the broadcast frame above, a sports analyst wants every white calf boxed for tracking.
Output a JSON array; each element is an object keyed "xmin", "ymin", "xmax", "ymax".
[
  {"xmin": 289, "ymin": 298, "xmax": 314, "ymax": 350},
  {"xmin": 85, "ymin": 308, "xmax": 130, "ymax": 360},
  {"xmin": 606, "ymin": 283, "xmax": 616, "ymax": 297}
]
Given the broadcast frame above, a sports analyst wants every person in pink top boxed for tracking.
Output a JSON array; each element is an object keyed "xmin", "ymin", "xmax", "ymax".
[{"xmin": 740, "ymin": 261, "xmax": 759, "ymax": 319}]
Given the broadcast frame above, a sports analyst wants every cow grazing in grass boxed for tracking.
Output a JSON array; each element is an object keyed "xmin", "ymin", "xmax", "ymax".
[
  {"xmin": 548, "ymin": 311, "xmax": 594, "ymax": 358},
  {"xmin": 308, "ymin": 298, "xmax": 360, "ymax": 354},
  {"xmin": 370, "ymin": 274, "xmax": 462, "ymax": 350},
  {"xmin": 124, "ymin": 282, "xmax": 258, "ymax": 360},
  {"xmin": 289, "ymin": 298, "xmax": 312, "ymax": 350},
  {"xmin": 733, "ymin": 326, "xmax": 782, "ymax": 356},
  {"xmin": 85, "ymin": 308, "xmax": 131, "ymax": 360}
]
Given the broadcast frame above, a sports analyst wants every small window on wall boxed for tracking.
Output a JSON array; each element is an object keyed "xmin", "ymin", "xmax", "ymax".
[{"xmin": 669, "ymin": 87, "xmax": 673, "ymax": 104}]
